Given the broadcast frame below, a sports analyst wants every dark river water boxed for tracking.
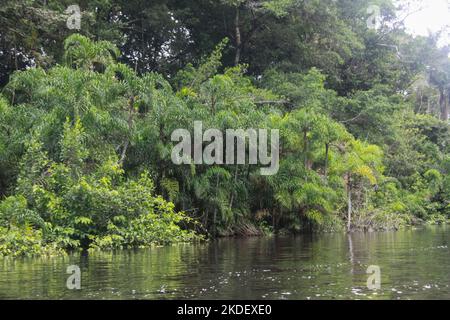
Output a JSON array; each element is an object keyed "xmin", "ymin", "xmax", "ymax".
[{"xmin": 0, "ymin": 226, "xmax": 449, "ymax": 300}]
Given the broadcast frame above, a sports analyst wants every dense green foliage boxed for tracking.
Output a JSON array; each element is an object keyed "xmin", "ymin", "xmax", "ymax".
[{"xmin": 0, "ymin": 0, "xmax": 449, "ymax": 256}]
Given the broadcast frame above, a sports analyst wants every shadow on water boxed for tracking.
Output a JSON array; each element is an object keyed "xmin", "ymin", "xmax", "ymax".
[{"xmin": 0, "ymin": 226, "xmax": 449, "ymax": 299}]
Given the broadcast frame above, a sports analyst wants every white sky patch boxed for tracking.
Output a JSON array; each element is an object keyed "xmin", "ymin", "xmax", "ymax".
[{"xmin": 400, "ymin": 0, "xmax": 450, "ymax": 46}]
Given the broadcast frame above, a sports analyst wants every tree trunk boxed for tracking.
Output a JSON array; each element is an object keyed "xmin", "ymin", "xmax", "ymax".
[
  {"xmin": 119, "ymin": 96, "xmax": 134, "ymax": 165},
  {"xmin": 439, "ymin": 89, "xmax": 448, "ymax": 121},
  {"xmin": 229, "ymin": 166, "xmax": 238, "ymax": 209},
  {"xmin": 347, "ymin": 175, "xmax": 352, "ymax": 232},
  {"xmin": 212, "ymin": 174, "xmax": 220, "ymax": 236},
  {"xmin": 443, "ymin": 89, "xmax": 450, "ymax": 121},
  {"xmin": 303, "ymin": 130, "xmax": 309, "ymax": 169},
  {"xmin": 324, "ymin": 143, "xmax": 329, "ymax": 179},
  {"xmin": 234, "ymin": 7, "xmax": 241, "ymax": 65},
  {"xmin": 272, "ymin": 209, "xmax": 275, "ymax": 230},
  {"xmin": 212, "ymin": 208, "xmax": 217, "ymax": 236}
]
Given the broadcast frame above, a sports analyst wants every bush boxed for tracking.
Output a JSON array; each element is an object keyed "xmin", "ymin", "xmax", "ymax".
[
  {"xmin": 25, "ymin": 164, "xmax": 201, "ymax": 252},
  {"xmin": 426, "ymin": 214, "xmax": 448, "ymax": 225},
  {"xmin": 0, "ymin": 139, "xmax": 201, "ymax": 256},
  {"xmin": 0, "ymin": 225, "xmax": 64, "ymax": 257}
]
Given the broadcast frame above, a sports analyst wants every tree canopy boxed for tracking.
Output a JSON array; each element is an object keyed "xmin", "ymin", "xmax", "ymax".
[{"xmin": 0, "ymin": 0, "xmax": 449, "ymax": 256}]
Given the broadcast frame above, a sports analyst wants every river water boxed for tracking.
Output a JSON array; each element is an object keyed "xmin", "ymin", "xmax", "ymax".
[{"xmin": 0, "ymin": 226, "xmax": 449, "ymax": 300}]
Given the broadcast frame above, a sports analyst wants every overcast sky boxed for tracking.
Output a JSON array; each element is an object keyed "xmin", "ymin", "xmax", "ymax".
[{"xmin": 400, "ymin": 0, "xmax": 450, "ymax": 46}]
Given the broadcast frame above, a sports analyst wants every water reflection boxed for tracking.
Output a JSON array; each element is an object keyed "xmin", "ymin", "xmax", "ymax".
[{"xmin": 0, "ymin": 226, "xmax": 449, "ymax": 299}]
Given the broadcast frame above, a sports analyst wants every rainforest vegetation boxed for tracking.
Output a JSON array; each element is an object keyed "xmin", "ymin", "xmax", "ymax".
[{"xmin": 0, "ymin": 0, "xmax": 449, "ymax": 257}]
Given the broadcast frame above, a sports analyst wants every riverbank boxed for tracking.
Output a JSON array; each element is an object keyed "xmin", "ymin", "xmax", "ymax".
[{"xmin": 1, "ymin": 214, "xmax": 448, "ymax": 258}]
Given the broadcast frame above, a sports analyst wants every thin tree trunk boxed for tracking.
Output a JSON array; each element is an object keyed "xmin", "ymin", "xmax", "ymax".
[
  {"xmin": 347, "ymin": 175, "xmax": 352, "ymax": 232},
  {"xmin": 119, "ymin": 140, "xmax": 129, "ymax": 164},
  {"xmin": 234, "ymin": 7, "xmax": 241, "ymax": 65},
  {"xmin": 213, "ymin": 174, "xmax": 220, "ymax": 236},
  {"xmin": 272, "ymin": 209, "xmax": 275, "ymax": 230},
  {"xmin": 204, "ymin": 210, "xmax": 209, "ymax": 230},
  {"xmin": 303, "ymin": 130, "xmax": 308, "ymax": 167},
  {"xmin": 439, "ymin": 89, "xmax": 448, "ymax": 121},
  {"xmin": 212, "ymin": 208, "xmax": 217, "ymax": 236},
  {"xmin": 119, "ymin": 97, "xmax": 134, "ymax": 165},
  {"xmin": 324, "ymin": 143, "xmax": 329, "ymax": 179},
  {"xmin": 229, "ymin": 166, "xmax": 238, "ymax": 209},
  {"xmin": 443, "ymin": 89, "xmax": 450, "ymax": 121}
]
